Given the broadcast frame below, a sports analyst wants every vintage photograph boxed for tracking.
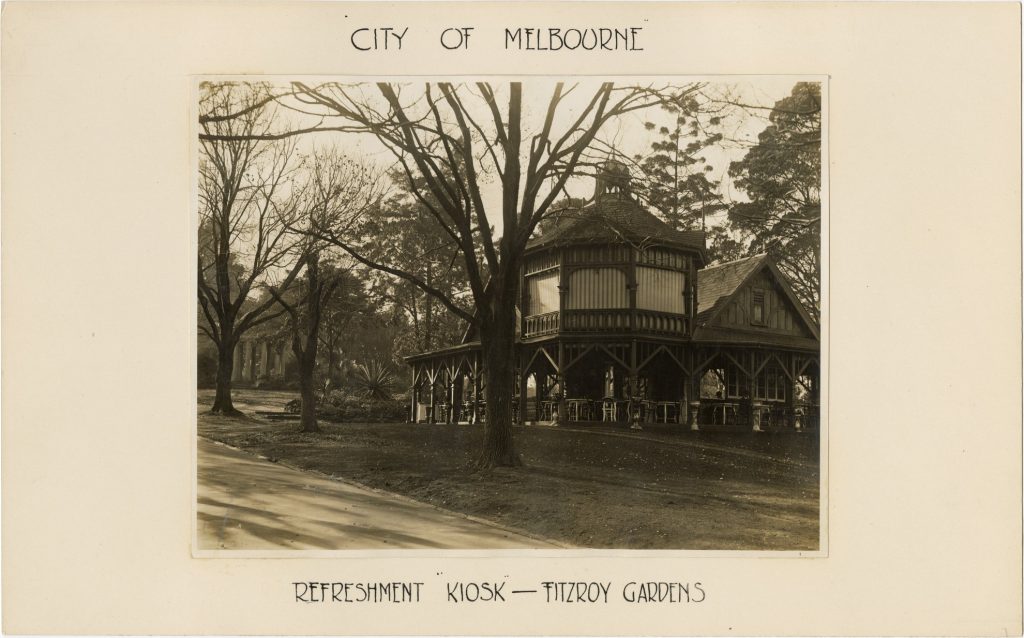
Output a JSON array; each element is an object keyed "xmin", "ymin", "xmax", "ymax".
[{"xmin": 195, "ymin": 77, "xmax": 823, "ymax": 551}]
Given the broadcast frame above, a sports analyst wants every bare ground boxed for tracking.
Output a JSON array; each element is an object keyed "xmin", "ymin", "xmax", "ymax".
[
  {"xmin": 198, "ymin": 389, "xmax": 820, "ymax": 550},
  {"xmin": 197, "ymin": 438, "xmax": 562, "ymax": 549}
]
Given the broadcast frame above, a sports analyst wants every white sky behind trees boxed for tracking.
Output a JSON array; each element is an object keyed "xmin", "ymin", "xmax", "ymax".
[
  {"xmin": 233, "ymin": 77, "xmax": 796, "ymax": 235},
  {"xmin": 201, "ymin": 77, "xmax": 802, "ymax": 293}
]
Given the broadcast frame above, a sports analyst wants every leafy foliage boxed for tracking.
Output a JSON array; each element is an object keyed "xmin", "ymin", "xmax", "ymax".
[
  {"xmin": 634, "ymin": 96, "xmax": 725, "ymax": 229},
  {"xmin": 311, "ymin": 264, "xmax": 380, "ymax": 387},
  {"xmin": 285, "ymin": 394, "xmax": 406, "ymax": 423},
  {"xmin": 728, "ymin": 82, "xmax": 821, "ymax": 318},
  {"xmin": 322, "ymin": 398, "xmax": 408, "ymax": 423},
  {"xmin": 362, "ymin": 192, "xmax": 471, "ymax": 356},
  {"xmin": 632, "ymin": 94, "xmax": 745, "ymax": 263},
  {"xmin": 704, "ymin": 225, "xmax": 746, "ymax": 264}
]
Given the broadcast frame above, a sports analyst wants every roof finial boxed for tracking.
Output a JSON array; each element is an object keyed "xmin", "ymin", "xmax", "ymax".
[{"xmin": 594, "ymin": 153, "xmax": 631, "ymax": 199}]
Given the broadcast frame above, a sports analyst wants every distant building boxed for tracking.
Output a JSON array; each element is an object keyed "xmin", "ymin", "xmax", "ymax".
[
  {"xmin": 198, "ymin": 330, "xmax": 292, "ymax": 389},
  {"xmin": 230, "ymin": 336, "xmax": 291, "ymax": 386},
  {"xmin": 406, "ymin": 160, "xmax": 821, "ymax": 431}
]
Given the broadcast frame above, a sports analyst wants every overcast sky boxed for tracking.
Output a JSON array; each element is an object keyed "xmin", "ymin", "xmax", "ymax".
[{"xmin": 212, "ymin": 76, "xmax": 805, "ymax": 236}]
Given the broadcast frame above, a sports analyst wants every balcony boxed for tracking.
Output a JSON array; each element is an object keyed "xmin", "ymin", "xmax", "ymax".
[
  {"xmin": 523, "ymin": 309, "xmax": 688, "ymax": 338},
  {"xmin": 524, "ymin": 311, "xmax": 559, "ymax": 337},
  {"xmin": 635, "ymin": 310, "xmax": 687, "ymax": 335},
  {"xmin": 563, "ymin": 309, "xmax": 629, "ymax": 332}
]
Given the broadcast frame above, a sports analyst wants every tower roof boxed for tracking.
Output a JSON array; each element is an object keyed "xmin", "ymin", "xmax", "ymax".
[
  {"xmin": 527, "ymin": 192, "xmax": 706, "ymax": 256},
  {"xmin": 528, "ymin": 157, "xmax": 706, "ymax": 257}
]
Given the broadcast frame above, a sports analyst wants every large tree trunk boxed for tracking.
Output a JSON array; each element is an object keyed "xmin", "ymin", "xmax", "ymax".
[
  {"xmin": 478, "ymin": 292, "xmax": 521, "ymax": 468},
  {"xmin": 298, "ymin": 367, "xmax": 319, "ymax": 433},
  {"xmin": 210, "ymin": 339, "xmax": 241, "ymax": 415},
  {"xmin": 294, "ymin": 339, "xmax": 320, "ymax": 434},
  {"xmin": 296, "ymin": 253, "xmax": 324, "ymax": 434}
]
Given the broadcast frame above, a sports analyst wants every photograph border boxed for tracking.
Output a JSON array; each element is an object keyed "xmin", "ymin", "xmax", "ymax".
[{"xmin": 191, "ymin": 72, "xmax": 831, "ymax": 559}]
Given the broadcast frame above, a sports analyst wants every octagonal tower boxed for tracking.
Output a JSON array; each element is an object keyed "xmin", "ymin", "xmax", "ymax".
[{"xmin": 520, "ymin": 159, "xmax": 707, "ymax": 341}]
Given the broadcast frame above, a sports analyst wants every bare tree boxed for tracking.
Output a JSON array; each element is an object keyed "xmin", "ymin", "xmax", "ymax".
[
  {"xmin": 197, "ymin": 83, "xmax": 306, "ymax": 414},
  {"xmin": 269, "ymin": 252, "xmax": 333, "ymax": 433},
  {"xmin": 271, "ymin": 149, "xmax": 388, "ymax": 433},
  {"xmin": 200, "ymin": 81, "xmax": 700, "ymax": 466}
]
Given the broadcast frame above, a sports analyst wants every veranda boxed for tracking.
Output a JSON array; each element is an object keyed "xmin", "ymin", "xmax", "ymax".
[{"xmin": 406, "ymin": 340, "xmax": 820, "ymax": 432}]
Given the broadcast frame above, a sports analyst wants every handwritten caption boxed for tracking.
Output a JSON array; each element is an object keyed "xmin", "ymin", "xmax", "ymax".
[
  {"xmin": 293, "ymin": 579, "xmax": 704, "ymax": 604},
  {"xmin": 346, "ymin": 26, "xmax": 645, "ymax": 51}
]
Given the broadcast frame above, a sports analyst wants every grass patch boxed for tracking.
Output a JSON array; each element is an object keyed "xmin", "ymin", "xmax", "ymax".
[{"xmin": 198, "ymin": 390, "xmax": 820, "ymax": 550}]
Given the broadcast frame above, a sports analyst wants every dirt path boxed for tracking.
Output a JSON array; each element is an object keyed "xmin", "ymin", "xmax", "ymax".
[{"xmin": 196, "ymin": 438, "xmax": 563, "ymax": 550}]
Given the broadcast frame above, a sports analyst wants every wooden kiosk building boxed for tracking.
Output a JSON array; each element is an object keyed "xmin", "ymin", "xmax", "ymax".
[{"xmin": 406, "ymin": 161, "xmax": 820, "ymax": 431}]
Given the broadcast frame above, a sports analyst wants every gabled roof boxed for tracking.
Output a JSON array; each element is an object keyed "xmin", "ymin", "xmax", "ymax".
[
  {"xmin": 695, "ymin": 254, "xmax": 769, "ymax": 324},
  {"xmin": 695, "ymin": 254, "xmax": 819, "ymax": 343},
  {"xmin": 526, "ymin": 193, "xmax": 706, "ymax": 257}
]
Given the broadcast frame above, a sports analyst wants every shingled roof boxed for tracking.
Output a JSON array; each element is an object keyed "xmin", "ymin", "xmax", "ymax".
[
  {"xmin": 526, "ymin": 192, "xmax": 706, "ymax": 256},
  {"xmin": 694, "ymin": 254, "xmax": 769, "ymax": 324},
  {"xmin": 694, "ymin": 253, "xmax": 820, "ymax": 348}
]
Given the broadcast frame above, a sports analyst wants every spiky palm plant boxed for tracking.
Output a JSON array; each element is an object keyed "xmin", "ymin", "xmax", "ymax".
[{"xmin": 350, "ymin": 360, "xmax": 395, "ymax": 401}]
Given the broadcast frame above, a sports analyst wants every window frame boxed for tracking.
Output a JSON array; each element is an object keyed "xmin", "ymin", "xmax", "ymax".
[
  {"xmin": 751, "ymin": 288, "xmax": 767, "ymax": 326},
  {"xmin": 726, "ymin": 367, "xmax": 742, "ymax": 399}
]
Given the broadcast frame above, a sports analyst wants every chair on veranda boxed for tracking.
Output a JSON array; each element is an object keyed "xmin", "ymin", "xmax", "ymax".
[{"xmin": 602, "ymin": 398, "xmax": 617, "ymax": 422}]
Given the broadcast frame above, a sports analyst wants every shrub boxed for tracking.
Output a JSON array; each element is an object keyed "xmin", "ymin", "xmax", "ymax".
[
  {"xmin": 317, "ymin": 397, "xmax": 407, "ymax": 423},
  {"xmin": 283, "ymin": 390, "xmax": 407, "ymax": 423},
  {"xmin": 325, "ymin": 389, "xmax": 349, "ymax": 407}
]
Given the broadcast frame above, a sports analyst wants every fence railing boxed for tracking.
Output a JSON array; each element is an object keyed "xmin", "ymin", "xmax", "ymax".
[
  {"xmin": 635, "ymin": 310, "xmax": 688, "ymax": 335},
  {"xmin": 523, "ymin": 309, "xmax": 688, "ymax": 337},
  {"xmin": 524, "ymin": 311, "xmax": 559, "ymax": 337}
]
